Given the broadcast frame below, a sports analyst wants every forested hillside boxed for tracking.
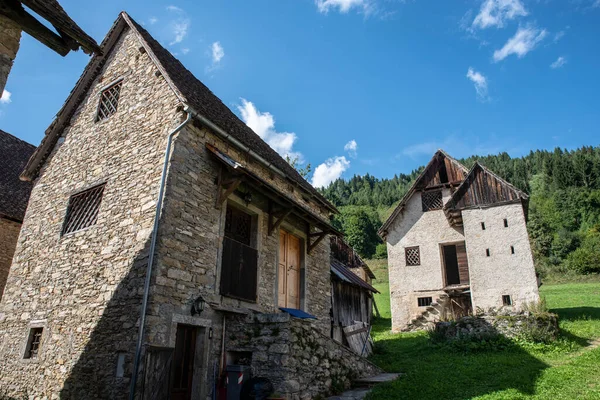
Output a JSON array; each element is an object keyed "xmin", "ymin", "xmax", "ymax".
[{"xmin": 320, "ymin": 146, "xmax": 600, "ymax": 277}]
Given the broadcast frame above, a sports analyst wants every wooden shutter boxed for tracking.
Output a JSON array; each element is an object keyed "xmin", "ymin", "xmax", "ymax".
[
  {"xmin": 456, "ymin": 242, "xmax": 470, "ymax": 284},
  {"xmin": 278, "ymin": 230, "xmax": 301, "ymax": 309}
]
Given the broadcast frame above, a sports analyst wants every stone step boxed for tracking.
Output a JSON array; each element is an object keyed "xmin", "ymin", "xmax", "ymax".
[{"xmin": 353, "ymin": 373, "xmax": 402, "ymax": 386}]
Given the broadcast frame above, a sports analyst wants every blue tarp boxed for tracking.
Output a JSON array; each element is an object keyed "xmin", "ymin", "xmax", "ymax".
[{"xmin": 279, "ymin": 308, "xmax": 317, "ymax": 319}]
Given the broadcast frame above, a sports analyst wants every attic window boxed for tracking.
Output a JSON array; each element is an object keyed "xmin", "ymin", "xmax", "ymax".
[
  {"xmin": 486, "ymin": 249, "xmax": 490, "ymax": 257},
  {"xmin": 502, "ymin": 295, "xmax": 512, "ymax": 306},
  {"xmin": 511, "ymin": 246, "xmax": 515, "ymax": 254},
  {"xmin": 96, "ymin": 80, "xmax": 122, "ymax": 121},
  {"xmin": 405, "ymin": 246, "xmax": 420, "ymax": 266},
  {"xmin": 481, "ymin": 222, "xmax": 486, "ymax": 230},
  {"xmin": 418, "ymin": 297, "xmax": 433, "ymax": 307},
  {"xmin": 24, "ymin": 327, "xmax": 43, "ymax": 359},
  {"xmin": 62, "ymin": 184, "xmax": 106, "ymax": 235},
  {"xmin": 504, "ymin": 218, "xmax": 509, "ymax": 227},
  {"xmin": 421, "ymin": 190, "xmax": 443, "ymax": 212}
]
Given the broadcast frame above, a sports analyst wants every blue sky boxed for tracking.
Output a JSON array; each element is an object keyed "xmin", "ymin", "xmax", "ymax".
[{"xmin": 1, "ymin": 0, "xmax": 599, "ymax": 187}]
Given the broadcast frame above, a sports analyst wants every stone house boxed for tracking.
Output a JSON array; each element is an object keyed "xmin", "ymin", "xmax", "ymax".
[
  {"xmin": 0, "ymin": 12, "xmax": 380, "ymax": 400},
  {"xmin": 0, "ymin": 129, "xmax": 35, "ymax": 300},
  {"xmin": 379, "ymin": 150, "xmax": 540, "ymax": 332},
  {"xmin": 0, "ymin": 0, "xmax": 100, "ymax": 94}
]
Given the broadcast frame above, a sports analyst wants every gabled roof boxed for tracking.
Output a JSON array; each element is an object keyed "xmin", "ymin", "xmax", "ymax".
[
  {"xmin": 331, "ymin": 259, "xmax": 379, "ymax": 293},
  {"xmin": 14, "ymin": 0, "xmax": 101, "ymax": 55},
  {"xmin": 20, "ymin": 12, "xmax": 335, "ymax": 213},
  {"xmin": 0, "ymin": 130, "xmax": 35, "ymax": 221},
  {"xmin": 378, "ymin": 150, "xmax": 468, "ymax": 238},
  {"xmin": 444, "ymin": 161, "xmax": 528, "ymax": 212}
]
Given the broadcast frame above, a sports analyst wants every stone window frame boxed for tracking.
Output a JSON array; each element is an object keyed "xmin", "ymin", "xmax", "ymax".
[
  {"xmin": 216, "ymin": 196, "xmax": 262, "ymax": 304},
  {"xmin": 95, "ymin": 77, "xmax": 124, "ymax": 122},
  {"xmin": 405, "ymin": 246, "xmax": 421, "ymax": 266},
  {"xmin": 61, "ymin": 181, "xmax": 108, "ymax": 237},
  {"xmin": 20, "ymin": 320, "xmax": 47, "ymax": 364}
]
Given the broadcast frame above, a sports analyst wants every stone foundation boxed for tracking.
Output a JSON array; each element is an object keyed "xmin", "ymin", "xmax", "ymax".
[{"xmin": 226, "ymin": 313, "xmax": 382, "ymax": 399}]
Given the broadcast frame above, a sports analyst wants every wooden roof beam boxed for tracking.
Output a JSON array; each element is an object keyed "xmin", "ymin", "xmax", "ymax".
[{"xmin": 0, "ymin": 0, "xmax": 70, "ymax": 56}]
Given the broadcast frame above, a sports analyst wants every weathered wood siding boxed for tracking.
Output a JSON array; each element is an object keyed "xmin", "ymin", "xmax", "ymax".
[
  {"xmin": 331, "ymin": 281, "xmax": 372, "ymax": 342},
  {"xmin": 451, "ymin": 165, "xmax": 522, "ymax": 209}
]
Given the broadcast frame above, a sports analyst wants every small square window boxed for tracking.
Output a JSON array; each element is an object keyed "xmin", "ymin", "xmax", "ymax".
[
  {"xmin": 502, "ymin": 295, "xmax": 512, "ymax": 306},
  {"xmin": 481, "ymin": 222, "xmax": 486, "ymax": 230},
  {"xmin": 421, "ymin": 190, "xmax": 443, "ymax": 212},
  {"xmin": 405, "ymin": 246, "xmax": 421, "ymax": 266},
  {"xmin": 418, "ymin": 297, "xmax": 433, "ymax": 307},
  {"xmin": 510, "ymin": 246, "xmax": 515, "ymax": 254},
  {"xmin": 62, "ymin": 183, "xmax": 106, "ymax": 235},
  {"xmin": 24, "ymin": 327, "xmax": 43, "ymax": 359},
  {"xmin": 504, "ymin": 218, "xmax": 509, "ymax": 227},
  {"xmin": 486, "ymin": 248, "xmax": 490, "ymax": 257},
  {"xmin": 96, "ymin": 81, "xmax": 122, "ymax": 121}
]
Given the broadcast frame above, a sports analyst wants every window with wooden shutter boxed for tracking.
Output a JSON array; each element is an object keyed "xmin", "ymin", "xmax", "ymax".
[
  {"xmin": 96, "ymin": 80, "xmax": 122, "ymax": 121},
  {"xmin": 62, "ymin": 184, "xmax": 106, "ymax": 235},
  {"xmin": 421, "ymin": 190, "xmax": 443, "ymax": 212},
  {"xmin": 220, "ymin": 205, "xmax": 258, "ymax": 302}
]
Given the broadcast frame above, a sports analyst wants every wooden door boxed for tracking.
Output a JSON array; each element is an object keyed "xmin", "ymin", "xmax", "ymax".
[
  {"xmin": 171, "ymin": 325, "xmax": 197, "ymax": 400},
  {"xmin": 442, "ymin": 244, "xmax": 460, "ymax": 286},
  {"xmin": 278, "ymin": 230, "xmax": 301, "ymax": 309}
]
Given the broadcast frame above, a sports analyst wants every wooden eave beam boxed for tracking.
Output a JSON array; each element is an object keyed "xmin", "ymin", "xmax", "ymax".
[
  {"xmin": 0, "ymin": 0, "xmax": 70, "ymax": 56},
  {"xmin": 307, "ymin": 229, "xmax": 328, "ymax": 255},
  {"xmin": 215, "ymin": 168, "xmax": 242, "ymax": 208},
  {"xmin": 268, "ymin": 201, "xmax": 293, "ymax": 236}
]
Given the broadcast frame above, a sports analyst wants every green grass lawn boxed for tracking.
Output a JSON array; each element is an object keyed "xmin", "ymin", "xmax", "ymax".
[{"xmin": 365, "ymin": 259, "xmax": 600, "ymax": 400}]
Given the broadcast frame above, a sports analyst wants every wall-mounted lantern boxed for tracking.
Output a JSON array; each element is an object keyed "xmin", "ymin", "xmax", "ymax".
[{"xmin": 191, "ymin": 295, "xmax": 205, "ymax": 316}]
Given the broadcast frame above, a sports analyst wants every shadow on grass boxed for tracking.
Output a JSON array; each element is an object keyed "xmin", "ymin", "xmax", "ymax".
[
  {"xmin": 367, "ymin": 317, "xmax": 551, "ymax": 400},
  {"xmin": 552, "ymin": 306, "xmax": 600, "ymax": 321}
]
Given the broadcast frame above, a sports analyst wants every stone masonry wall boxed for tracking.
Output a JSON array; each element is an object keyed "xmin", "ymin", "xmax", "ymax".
[
  {"xmin": 463, "ymin": 203, "xmax": 540, "ymax": 311},
  {"xmin": 0, "ymin": 26, "xmax": 182, "ymax": 399},
  {"xmin": 0, "ymin": 15, "xmax": 21, "ymax": 94},
  {"xmin": 142, "ymin": 122, "xmax": 332, "ymax": 398},
  {"xmin": 0, "ymin": 217, "xmax": 21, "ymax": 300},
  {"xmin": 226, "ymin": 313, "xmax": 382, "ymax": 400},
  {"xmin": 386, "ymin": 188, "xmax": 465, "ymax": 332}
]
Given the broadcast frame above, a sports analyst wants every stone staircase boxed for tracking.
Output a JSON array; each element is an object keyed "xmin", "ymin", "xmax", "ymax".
[{"xmin": 404, "ymin": 294, "xmax": 449, "ymax": 332}]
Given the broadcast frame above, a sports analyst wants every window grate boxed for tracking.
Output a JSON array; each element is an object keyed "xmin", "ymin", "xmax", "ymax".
[
  {"xmin": 24, "ymin": 327, "xmax": 43, "ymax": 359},
  {"xmin": 62, "ymin": 184, "xmax": 106, "ymax": 235},
  {"xmin": 418, "ymin": 297, "xmax": 433, "ymax": 307},
  {"xmin": 96, "ymin": 81, "xmax": 122, "ymax": 121},
  {"xmin": 405, "ymin": 246, "xmax": 421, "ymax": 266},
  {"xmin": 225, "ymin": 205, "xmax": 252, "ymax": 246},
  {"xmin": 421, "ymin": 190, "xmax": 443, "ymax": 212}
]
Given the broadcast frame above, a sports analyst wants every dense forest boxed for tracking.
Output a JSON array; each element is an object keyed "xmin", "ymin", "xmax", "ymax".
[{"xmin": 319, "ymin": 146, "xmax": 600, "ymax": 277}]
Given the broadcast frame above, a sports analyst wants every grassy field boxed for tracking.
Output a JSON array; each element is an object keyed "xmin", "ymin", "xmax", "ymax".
[{"xmin": 365, "ymin": 259, "xmax": 600, "ymax": 400}]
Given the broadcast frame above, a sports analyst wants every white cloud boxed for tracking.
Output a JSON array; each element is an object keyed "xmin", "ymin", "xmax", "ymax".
[
  {"xmin": 238, "ymin": 99, "xmax": 302, "ymax": 161},
  {"xmin": 594, "ymin": 0, "xmax": 600, "ymax": 7},
  {"xmin": 344, "ymin": 140, "xmax": 358, "ymax": 158},
  {"xmin": 0, "ymin": 90, "xmax": 11, "ymax": 104},
  {"xmin": 166, "ymin": 6, "xmax": 190, "ymax": 45},
  {"xmin": 181, "ymin": 48, "xmax": 190, "ymax": 55},
  {"xmin": 315, "ymin": 0, "xmax": 372, "ymax": 14},
  {"xmin": 149, "ymin": 17, "xmax": 158, "ymax": 25},
  {"xmin": 211, "ymin": 42, "xmax": 224, "ymax": 63},
  {"xmin": 311, "ymin": 156, "xmax": 350, "ymax": 188},
  {"xmin": 472, "ymin": 0, "xmax": 527, "ymax": 29},
  {"xmin": 466, "ymin": 67, "xmax": 489, "ymax": 102},
  {"xmin": 554, "ymin": 30, "xmax": 565, "ymax": 43},
  {"xmin": 550, "ymin": 56, "xmax": 566, "ymax": 69},
  {"xmin": 493, "ymin": 26, "xmax": 547, "ymax": 62}
]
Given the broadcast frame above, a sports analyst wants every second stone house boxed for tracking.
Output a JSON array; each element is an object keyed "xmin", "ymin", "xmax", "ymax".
[
  {"xmin": 379, "ymin": 150, "xmax": 540, "ymax": 332},
  {"xmin": 0, "ymin": 12, "xmax": 380, "ymax": 400}
]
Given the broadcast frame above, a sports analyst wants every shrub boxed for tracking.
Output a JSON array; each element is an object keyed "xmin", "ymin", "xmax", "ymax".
[{"xmin": 374, "ymin": 243, "xmax": 387, "ymax": 259}]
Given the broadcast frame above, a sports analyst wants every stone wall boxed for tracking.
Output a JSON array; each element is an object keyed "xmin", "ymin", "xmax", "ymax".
[
  {"xmin": 386, "ymin": 188, "xmax": 465, "ymax": 332},
  {"xmin": 0, "ymin": 217, "xmax": 21, "ymax": 300},
  {"xmin": 462, "ymin": 203, "xmax": 539, "ymax": 311},
  {"xmin": 0, "ymin": 15, "xmax": 21, "ymax": 94},
  {"xmin": 0, "ymin": 26, "xmax": 182, "ymax": 398},
  {"xmin": 226, "ymin": 313, "xmax": 382, "ymax": 400}
]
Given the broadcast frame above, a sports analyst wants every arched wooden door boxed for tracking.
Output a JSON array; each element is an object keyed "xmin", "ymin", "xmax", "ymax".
[{"xmin": 278, "ymin": 230, "xmax": 301, "ymax": 309}]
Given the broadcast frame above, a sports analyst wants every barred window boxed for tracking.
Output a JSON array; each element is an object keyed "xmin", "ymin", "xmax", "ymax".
[
  {"xmin": 96, "ymin": 81, "xmax": 122, "ymax": 121},
  {"xmin": 24, "ymin": 327, "xmax": 43, "ymax": 359},
  {"xmin": 62, "ymin": 184, "xmax": 106, "ymax": 235},
  {"xmin": 421, "ymin": 190, "xmax": 443, "ymax": 212},
  {"xmin": 405, "ymin": 246, "xmax": 420, "ymax": 266},
  {"xmin": 502, "ymin": 295, "xmax": 512, "ymax": 306},
  {"xmin": 418, "ymin": 297, "xmax": 433, "ymax": 307}
]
